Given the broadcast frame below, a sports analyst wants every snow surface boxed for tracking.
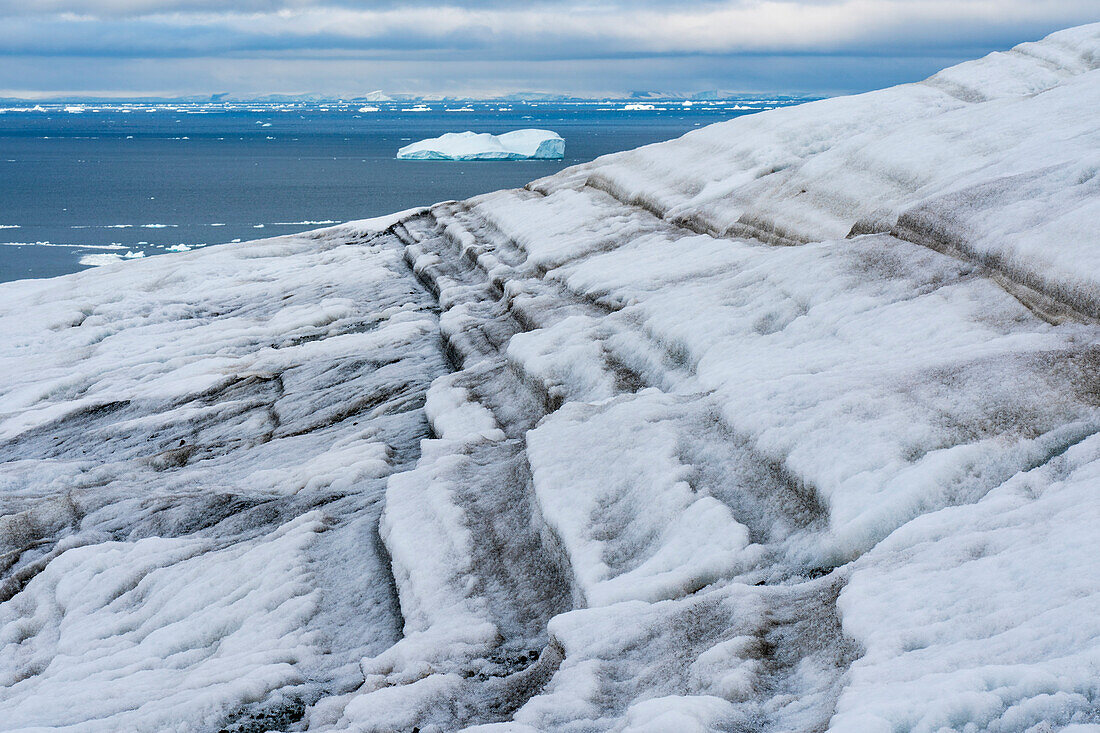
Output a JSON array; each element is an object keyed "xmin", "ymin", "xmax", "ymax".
[
  {"xmin": 3, "ymin": 23, "xmax": 1100, "ymax": 733},
  {"xmin": 397, "ymin": 129, "xmax": 565, "ymax": 161}
]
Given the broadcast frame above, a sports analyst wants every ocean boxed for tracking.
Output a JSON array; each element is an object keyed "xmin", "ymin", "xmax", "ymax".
[{"xmin": 0, "ymin": 97, "xmax": 811, "ymax": 282}]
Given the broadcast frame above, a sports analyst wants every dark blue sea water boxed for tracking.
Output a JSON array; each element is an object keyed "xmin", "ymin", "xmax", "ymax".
[{"xmin": 0, "ymin": 97, "xmax": 811, "ymax": 282}]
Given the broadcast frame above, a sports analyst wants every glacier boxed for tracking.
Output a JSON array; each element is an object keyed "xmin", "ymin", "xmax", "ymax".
[
  {"xmin": 396, "ymin": 130, "xmax": 565, "ymax": 161},
  {"xmin": 2, "ymin": 23, "xmax": 1100, "ymax": 733}
]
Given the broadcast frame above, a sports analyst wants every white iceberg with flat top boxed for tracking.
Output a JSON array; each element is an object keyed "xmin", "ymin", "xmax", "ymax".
[{"xmin": 396, "ymin": 129, "xmax": 565, "ymax": 160}]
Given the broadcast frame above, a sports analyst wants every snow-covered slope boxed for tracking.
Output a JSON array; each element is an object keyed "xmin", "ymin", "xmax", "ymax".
[{"xmin": 2, "ymin": 24, "xmax": 1100, "ymax": 733}]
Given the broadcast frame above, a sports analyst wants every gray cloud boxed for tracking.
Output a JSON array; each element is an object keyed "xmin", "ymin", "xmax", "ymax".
[
  {"xmin": 0, "ymin": 1, "xmax": 1095, "ymax": 96},
  {"xmin": 0, "ymin": 0, "xmax": 734, "ymax": 19}
]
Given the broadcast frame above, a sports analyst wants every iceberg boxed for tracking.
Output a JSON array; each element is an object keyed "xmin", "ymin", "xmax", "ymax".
[
  {"xmin": 397, "ymin": 129, "xmax": 565, "ymax": 160},
  {"xmin": 2, "ymin": 23, "xmax": 1100, "ymax": 733}
]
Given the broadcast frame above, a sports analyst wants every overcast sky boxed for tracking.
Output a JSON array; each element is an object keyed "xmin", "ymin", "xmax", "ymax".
[{"xmin": 1, "ymin": 1, "xmax": 1095, "ymax": 98}]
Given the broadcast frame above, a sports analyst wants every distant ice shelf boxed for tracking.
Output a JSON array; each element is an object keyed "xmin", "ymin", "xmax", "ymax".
[{"xmin": 396, "ymin": 129, "xmax": 565, "ymax": 160}]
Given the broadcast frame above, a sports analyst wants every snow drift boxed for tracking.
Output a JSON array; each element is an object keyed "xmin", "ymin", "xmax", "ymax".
[
  {"xmin": 2, "ymin": 23, "xmax": 1100, "ymax": 733},
  {"xmin": 396, "ymin": 129, "xmax": 565, "ymax": 160}
]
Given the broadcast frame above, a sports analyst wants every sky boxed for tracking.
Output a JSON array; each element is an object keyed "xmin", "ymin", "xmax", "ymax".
[{"xmin": 0, "ymin": 1, "xmax": 1096, "ymax": 99}]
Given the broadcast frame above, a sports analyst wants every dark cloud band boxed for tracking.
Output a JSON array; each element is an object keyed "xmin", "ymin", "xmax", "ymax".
[{"xmin": 0, "ymin": 1, "xmax": 1094, "ymax": 96}]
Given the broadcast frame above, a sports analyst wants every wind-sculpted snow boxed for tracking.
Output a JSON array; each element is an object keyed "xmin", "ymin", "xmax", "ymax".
[
  {"xmin": 551, "ymin": 23, "xmax": 1100, "ymax": 320},
  {"xmin": 0, "ymin": 212, "xmax": 452, "ymax": 731},
  {"xmin": 833, "ymin": 434, "xmax": 1100, "ymax": 732},
  {"xmin": 3, "ymin": 24, "xmax": 1100, "ymax": 733}
]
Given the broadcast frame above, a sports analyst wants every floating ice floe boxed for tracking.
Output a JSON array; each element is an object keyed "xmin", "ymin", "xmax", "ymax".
[
  {"xmin": 396, "ymin": 129, "xmax": 565, "ymax": 161},
  {"xmin": 77, "ymin": 253, "xmax": 122, "ymax": 266},
  {"xmin": 271, "ymin": 220, "xmax": 341, "ymax": 226}
]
